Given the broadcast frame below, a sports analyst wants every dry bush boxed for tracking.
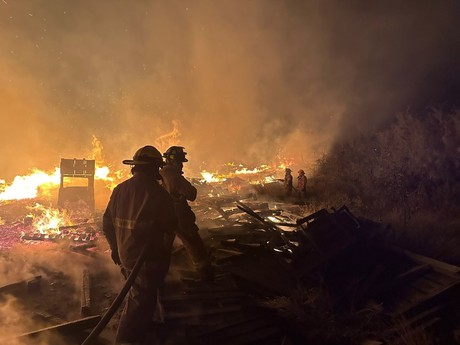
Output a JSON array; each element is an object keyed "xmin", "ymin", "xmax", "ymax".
[
  {"xmin": 312, "ymin": 109, "xmax": 460, "ymax": 223},
  {"xmin": 309, "ymin": 109, "xmax": 460, "ymax": 264}
]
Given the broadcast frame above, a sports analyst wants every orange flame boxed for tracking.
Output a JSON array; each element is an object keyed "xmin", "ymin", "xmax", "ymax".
[
  {"xmin": 0, "ymin": 137, "xmax": 126, "ymax": 202},
  {"xmin": 0, "ymin": 168, "xmax": 60, "ymax": 201},
  {"xmin": 27, "ymin": 203, "xmax": 73, "ymax": 234},
  {"xmin": 200, "ymin": 171, "xmax": 227, "ymax": 183}
]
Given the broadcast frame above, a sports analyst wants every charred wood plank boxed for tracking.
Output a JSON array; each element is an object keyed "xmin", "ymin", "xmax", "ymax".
[
  {"xmin": 221, "ymin": 239, "xmax": 263, "ymax": 252},
  {"xmin": 183, "ymin": 285, "xmax": 243, "ymax": 294},
  {"xmin": 225, "ymin": 249, "xmax": 297, "ymax": 296},
  {"xmin": 213, "ymin": 248, "xmax": 244, "ymax": 262},
  {"xmin": 33, "ymin": 311, "xmax": 66, "ymax": 326},
  {"xmin": 236, "ymin": 201, "xmax": 295, "ymax": 250},
  {"xmin": 388, "ymin": 278, "xmax": 460, "ymax": 318},
  {"xmin": 207, "ymin": 324, "xmax": 281, "ymax": 345},
  {"xmin": 9, "ymin": 315, "xmax": 101, "ymax": 340},
  {"xmin": 81, "ymin": 269, "xmax": 91, "ymax": 317},
  {"xmin": 372, "ymin": 264, "xmax": 432, "ymax": 297},
  {"xmin": 161, "ymin": 290, "xmax": 248, "ymax": 303},
  {"xmin": 390, "ymin": 246, "xmax": 460, "ymax": 276},
  {"xmin": 165, "ymin": 305, "xmax": 242, "ymax": 320},
  {"xmin": 0, "ymin": 275, "xmax": 41, "ymax": 296},
  {"xmin": 191, "ymin": 315, "xmax": 279, "ymax": 344}
]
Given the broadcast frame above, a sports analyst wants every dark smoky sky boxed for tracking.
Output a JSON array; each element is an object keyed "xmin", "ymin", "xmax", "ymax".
[{"xmin": 1, "ymin": 0, "xmax": 459, "ymax": 180}]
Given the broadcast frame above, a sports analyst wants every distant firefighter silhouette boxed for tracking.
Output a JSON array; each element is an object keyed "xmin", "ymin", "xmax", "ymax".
[{"xmin": 297, "ymin": 169, "xmax": 308, "ymax": 200}]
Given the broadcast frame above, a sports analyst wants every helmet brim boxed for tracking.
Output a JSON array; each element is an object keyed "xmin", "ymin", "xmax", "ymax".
[
  {"xmin": 163, "ymin": 155, "xmax": 188, "ymax": 162},
  {"xmin": 122, "ymin": 159, "xmax": 163, "ymax": 166}
]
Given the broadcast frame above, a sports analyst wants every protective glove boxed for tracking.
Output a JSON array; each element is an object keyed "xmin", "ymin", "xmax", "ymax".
[{"xmin": 111, "ymin": 249, "xmax": 121, "ymax": 266}]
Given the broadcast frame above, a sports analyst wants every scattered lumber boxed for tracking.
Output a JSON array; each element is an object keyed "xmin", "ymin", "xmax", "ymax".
[
  {"xmin": 0, "ymin": 275, "xmax": 41, "ymax": 296},
  {"xmin": 81, "ymin": 269, "xmax": 91, "ymax": 317}
]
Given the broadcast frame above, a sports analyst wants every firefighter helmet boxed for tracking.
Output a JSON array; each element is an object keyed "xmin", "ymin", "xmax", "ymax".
[
  {"xmin": 163, "ymin": 146, "xmax": 188, "ymax": 162},
  {"xmin": 298, "ymin": 169, "xmax": 305, "ymax": 175},
  {"xmin": 122, "ymin": 145, "xmax": 164, "ymax": 165}
]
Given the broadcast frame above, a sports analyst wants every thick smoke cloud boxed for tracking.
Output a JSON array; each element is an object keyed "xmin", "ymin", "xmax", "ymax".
[{"xmin": 1, "ymin": 0, "xmax": 459, "ymax": 180}]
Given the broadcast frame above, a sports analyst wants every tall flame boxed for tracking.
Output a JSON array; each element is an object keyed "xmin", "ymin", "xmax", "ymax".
[
  {"xmin": 0, "ymin": 168, "xmax": 60, "ymax": 201},
  {"xmin": 0, "ymin": 136, "xmax": 126, "ymax": 202}
]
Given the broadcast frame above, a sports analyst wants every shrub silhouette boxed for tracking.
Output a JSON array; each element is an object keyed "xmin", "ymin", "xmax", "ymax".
[{"xmin": 314, "ymin": 109, "xmax": 460, "ymax": 224}]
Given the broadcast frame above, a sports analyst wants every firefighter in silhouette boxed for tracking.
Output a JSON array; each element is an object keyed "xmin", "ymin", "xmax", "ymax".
[
  {"xmin": 160, "ymin": 146, "xmax": 214, "ymax": 281},
  {"xmin": 297, "ymin": 169, "xmax": 308, "ymax": 200},
  {"xmin": 283, "ymin": 168, "xmax": 294, "ymax": 198},
  {"xmin": 102, "ymin": 145, "xmax": 177, "ymax": 344}
]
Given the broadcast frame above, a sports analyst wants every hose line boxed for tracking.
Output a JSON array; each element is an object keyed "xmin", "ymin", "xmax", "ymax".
[{"xmin": 80, "ymin": 241, "xmax": 151, "ymax": 345}]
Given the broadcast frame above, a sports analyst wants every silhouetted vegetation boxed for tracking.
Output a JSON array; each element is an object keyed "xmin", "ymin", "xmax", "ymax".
[{"xmin": 310, "ymin": 109, "xmax": 460, "ymax": 265}]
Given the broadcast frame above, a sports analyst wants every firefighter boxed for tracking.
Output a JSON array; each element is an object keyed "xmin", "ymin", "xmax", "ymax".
[
  {"xmin": 283, "ymin": 168, "xmax": 294, "ymax": 198},
  {"xmin": 160, "ymin": 146, "xmax": 214, "ymax": 281},
  {"xmin": 102, "ymin": 145, "xmax": 177, "ymax": 344},
  {"xmin": 297, "ymin": 169, "xmax": 308, "ymax": 200}
]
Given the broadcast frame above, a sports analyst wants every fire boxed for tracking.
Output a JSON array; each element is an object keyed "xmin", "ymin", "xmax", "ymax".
[
  {"xmin": 235, "ymin": 164, "xmax": 270, "ymax": 175},
  {"xmin": 200, "ymin": 171, "xmax": 227, "ymax": 183},
  {"xmin": 0, "ymin": 164, "xmax": 123, "ymax": 202},
  {"xmin": 263, "ymin": 176, "xmax": 278, "ymax": 183},
  {"xmin": 90, "ymin": 136, "xmax": 126, "ymax": 190},
  {"xmin": 200, "ymin": 163, "xmax": 283, "ymax": 185},
  {"xmin": 95, "ymin": 166, "xmax": 110, "ymax": 179},
  {"xmin": 0, "ymin": 136, "xmax": 126, "ymax": 202},
  {"xmin": 0, "ymin": 168, "xmax": 60, "ymax": 201},
  {"xmin": 27, "ymin": 203, "xmax": 73, "ymax": 235}
]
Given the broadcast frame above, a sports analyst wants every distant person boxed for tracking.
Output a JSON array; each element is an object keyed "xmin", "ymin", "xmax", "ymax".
[
  {"xmin": 160, "ymin": 146, "xmax": 214, "ymax": 281},
  {"xmin": 283, "ymin": 168, "xmax": 294, "ymax": 198},
  {"xmin": 297, "ymin": 169, "xmax": 308, "ymax": 200},
  {"xmin": 102, "ymin": 145, "xmax": 177, "ymax": 344}
]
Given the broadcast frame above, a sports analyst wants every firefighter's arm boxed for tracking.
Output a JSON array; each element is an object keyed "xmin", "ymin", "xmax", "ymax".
[
  {"xmin": 177, "ymin": 176, "xmax": 197, "ymax": 201},
  {"xmin": 102, "ymin": 210, "xmax": 116, "ymax": 249},
  {"xmin": 102, "ymin": 194, "xmax": 120, "ymax": 265}
]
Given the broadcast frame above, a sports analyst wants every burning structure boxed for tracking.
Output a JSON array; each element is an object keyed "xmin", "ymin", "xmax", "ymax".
[
  {"xmin": 58, "ymin": 158, "xmax": 96, "ymax": 212},
  {"xmin": 1, "ymin": 1, "xmax": 460, "ymax": 344},
  {"xmin": 0, "ymin": 155, "xmax": 459, "ymax": 344}
]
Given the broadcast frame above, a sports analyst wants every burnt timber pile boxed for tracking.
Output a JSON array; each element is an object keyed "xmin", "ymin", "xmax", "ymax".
[{"xmin": 1, "ymin": 193, "xmax": 460, "ymax": 344}]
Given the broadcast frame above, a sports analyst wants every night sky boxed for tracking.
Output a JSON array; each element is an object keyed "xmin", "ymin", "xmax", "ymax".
[{"xmin": 1, "ymin": 0, "xmax": 459, "ymax": 179}]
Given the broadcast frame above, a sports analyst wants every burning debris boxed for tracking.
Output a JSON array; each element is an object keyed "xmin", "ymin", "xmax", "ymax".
[{"xmin": 0, "ymin": 155, "xmax": 459, "ymax": 344}]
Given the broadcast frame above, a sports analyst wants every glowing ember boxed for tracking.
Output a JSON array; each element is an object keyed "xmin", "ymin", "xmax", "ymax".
[{"xmin": 27, "ymin": 203, "xmax": 73, "ymax": 235}]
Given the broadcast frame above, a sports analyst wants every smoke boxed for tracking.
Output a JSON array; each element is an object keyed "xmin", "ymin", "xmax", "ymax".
[
  {"xmin": 1, "ymin": 0, "xmax": 459, "ymax": 180},
  {"xmin": 0, "ymin": 243, "xmax": 122, "ymax": 343}
]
